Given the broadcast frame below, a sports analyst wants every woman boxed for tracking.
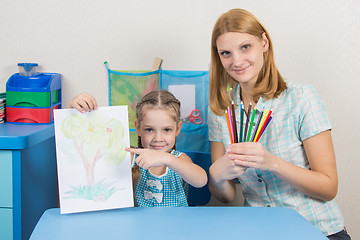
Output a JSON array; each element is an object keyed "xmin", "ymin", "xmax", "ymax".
[{"xmin": 207, "ymin": 8, "xmax": 350, "ymax": 239}]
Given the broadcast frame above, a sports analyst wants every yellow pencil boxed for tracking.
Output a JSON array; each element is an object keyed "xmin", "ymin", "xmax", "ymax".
[{"xmin": 253, "ymin": 109, "xmax": 268, "ymax": 142}]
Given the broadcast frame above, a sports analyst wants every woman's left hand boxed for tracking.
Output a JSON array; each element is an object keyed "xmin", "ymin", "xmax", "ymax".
[{"xmin": 226, "ymin": 142, "xmax": 278, "ymax": 172}]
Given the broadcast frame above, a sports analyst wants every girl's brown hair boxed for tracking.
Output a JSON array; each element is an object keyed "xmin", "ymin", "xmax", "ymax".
[{"xmin": 209, "ymin": 8, "xmax": 287, "ymax": 116}]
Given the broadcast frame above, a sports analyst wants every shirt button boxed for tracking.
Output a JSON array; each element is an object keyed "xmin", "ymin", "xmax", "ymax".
[{"xmin": 258, "ymin": 178, "xmax": 262, "ymax": 183}]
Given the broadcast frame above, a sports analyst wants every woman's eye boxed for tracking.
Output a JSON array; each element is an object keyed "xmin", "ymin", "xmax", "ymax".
[
  {"xmin": 241, "ymin": 44, "xmax": 251, "ymax": 51},
  {"xmin": 219, "ymin": 51, "xmax": 230, "ymax": 57}
]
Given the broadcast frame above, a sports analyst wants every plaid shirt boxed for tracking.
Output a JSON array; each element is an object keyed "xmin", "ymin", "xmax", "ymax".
[
  {"xmin": 133, "ymin": 150, "xmax": 189, "ymax": 207},
  {"xmin": 208, "ymin": 81, "xmax": 344, "ymax": 236}
]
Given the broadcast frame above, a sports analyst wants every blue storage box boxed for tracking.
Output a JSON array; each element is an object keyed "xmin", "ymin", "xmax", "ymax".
[{"xmin": 6, "ymin": 73, "xmax": 61, "ymax": 124}]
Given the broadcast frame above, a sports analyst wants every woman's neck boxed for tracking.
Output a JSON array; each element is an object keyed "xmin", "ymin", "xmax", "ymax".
[{"xmin": 240, "ymin": 84, "xmax": 256, "ymax": 114}]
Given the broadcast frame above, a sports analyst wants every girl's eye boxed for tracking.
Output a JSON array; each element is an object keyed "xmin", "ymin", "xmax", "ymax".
[
  {"xmin": 164, "ymin": 128, "xmax": 172, "ymax": 133},
  {"xmin": 144, "ymin": 128, "xmax": 153, "ymax": 132}
]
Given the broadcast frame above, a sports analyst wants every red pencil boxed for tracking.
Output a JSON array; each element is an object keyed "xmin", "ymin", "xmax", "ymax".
[
  {"xmin": 254, "ymin": 109, "xmax": 272, "ymax": 142},
  {"xmin": 225, "ymin": 109, "xmax": 233, "ymax": 144},
  {"xmin": 257, "ymin": 115, "xmax": 273, "ymax": 141}
]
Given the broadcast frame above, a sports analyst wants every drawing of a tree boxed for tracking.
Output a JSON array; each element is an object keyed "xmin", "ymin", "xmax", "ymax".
[{"xmin": 61, "ymin": 111, "xmax": 127, "ymax": 201}]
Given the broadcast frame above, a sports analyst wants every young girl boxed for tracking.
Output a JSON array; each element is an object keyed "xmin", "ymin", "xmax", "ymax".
[
  {"xmin": 207, "ymin": 9, "xmax": 350, "ymax": 239},
  {"xmin": 69, "ymin": 90, "xmax": 207, "ymax": 207}
]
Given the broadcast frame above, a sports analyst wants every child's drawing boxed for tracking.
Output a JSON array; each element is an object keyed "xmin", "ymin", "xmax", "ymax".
[{"xmin": 54, "ymin": 106, "xmax": 134, "ymax": 214}]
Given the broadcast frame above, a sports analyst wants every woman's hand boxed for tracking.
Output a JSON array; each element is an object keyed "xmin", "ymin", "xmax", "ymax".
[
  {"xmin": 210, "ymin": 154, "xmax": 246, "ymax": 183},
  {"xmin": 208, "ymin": 141, "xmax": 244, "ymax": 203},
  {"xmin": 68, "ymin": 92, "xmax": 98, "ymax": 113},
  {"xmin": 226, "ymin": 142, "xmax": 278, "ymax": 172},
  {"xmin": 227, "ymin": 131, "xmax": 339, "ymax": 201}
]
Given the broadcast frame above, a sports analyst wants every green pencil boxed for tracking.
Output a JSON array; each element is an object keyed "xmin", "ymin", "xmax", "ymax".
[
  {"xmin": 243, "ymin": 102, "xmax": 252, "ymax": 142},
  {"xmin": 246, "ymin": 106, "xmax": 257, "ymax": 142}
]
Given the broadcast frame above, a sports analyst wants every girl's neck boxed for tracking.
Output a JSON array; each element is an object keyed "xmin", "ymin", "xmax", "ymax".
[{"xmin": 149, "ymin": 166, "xmax": 167, "ymax": 176}]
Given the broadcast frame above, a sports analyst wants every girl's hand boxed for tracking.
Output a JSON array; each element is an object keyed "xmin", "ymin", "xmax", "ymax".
[
  {"xmin": 210, "ymin": 154, "xmax": 246, "ymax": 183},
  {"xmin": 68, "ymin": 92, "xmax": 98, "ymax": 113},
  {"xmin": 126, "ymin": 148, "xmax": 207, "ymax": 188},
  {"xmin": 125, "ymin": 147, "xmax": 169, "ymax": 169},
  {"xmin": 226, "ymin": 142, "xmax": 277, "ymax": 172}
]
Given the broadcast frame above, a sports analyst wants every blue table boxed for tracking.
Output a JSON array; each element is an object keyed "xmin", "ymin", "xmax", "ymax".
[{"xmin": 30, "ymin": 207, "xmax": 327, "ymax": 240}]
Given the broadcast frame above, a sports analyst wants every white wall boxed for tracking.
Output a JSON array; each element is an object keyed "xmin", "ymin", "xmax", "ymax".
[{"xmin": 1, "ymin": 0, "xmax": 359, "ymax": 238}]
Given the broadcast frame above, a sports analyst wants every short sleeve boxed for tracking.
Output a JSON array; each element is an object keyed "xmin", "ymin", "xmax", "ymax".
[
  {"xmin": 171, "ymin": 150, "xmax": 182, "ymax": 157},
  {"xmin": 207, "ymin": 107, "xmax": 222, "ymax": 142},
  {"xmin": 131, "ymin": 154, "xmax": 138, "ymax": 168},
  {"xmin": 298, "ymin": 84, "xmax": 332, "ymax": 140}
]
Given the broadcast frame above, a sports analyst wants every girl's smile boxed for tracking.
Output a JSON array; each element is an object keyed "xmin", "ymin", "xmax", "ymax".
[{"xmin": 135, "ymin": 108, "xmax": 181, "ymax": 152}]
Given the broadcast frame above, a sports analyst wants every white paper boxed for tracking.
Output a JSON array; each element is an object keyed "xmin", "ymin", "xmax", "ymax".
[
  {"xmin": 54, "ymin": 106, "xmax": 134, "ymax": 214},
  {"xmin": 168, "ymin": 84, "xmax": 196, "ymax": 119}
]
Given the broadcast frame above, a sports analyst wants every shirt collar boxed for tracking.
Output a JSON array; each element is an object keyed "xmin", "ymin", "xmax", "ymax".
[{"xmin": 236, "ymin": 85, "xmax": 273, "ymax": 112}]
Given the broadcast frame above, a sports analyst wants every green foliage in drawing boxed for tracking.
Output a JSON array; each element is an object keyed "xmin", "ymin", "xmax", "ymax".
[
  {"xmin": 61, "ymin": 111, "xmax": 126, "ymax": 166},
  {"xmin": 61, "ymin": 111, "xmax": 127, "ymax": 201},
  {"xmin": 65, "ymin": 179, "xmax": 123, "ymax": 202}
]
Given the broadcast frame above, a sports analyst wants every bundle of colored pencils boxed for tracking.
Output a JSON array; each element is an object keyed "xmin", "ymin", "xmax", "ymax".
[
  {"xmin": 225, "ymin": 102, "xmax": 273, "ymax": 143},
  {"xmin": 225, "ymin": 102, "xmax": 238, "ymax": 144}
]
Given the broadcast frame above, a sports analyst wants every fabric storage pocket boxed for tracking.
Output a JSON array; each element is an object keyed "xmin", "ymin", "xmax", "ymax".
[
  {"xmin": 176, "ymin": 119, "xmax": 210, "ymax": 153},
  {"xmin": 106, "ymin": 64, "xmax": 160, "ymax": 147},
  {"xmin": 161, "ymin": 70, "xmax": 209, "ymax": 152},
  {"xmin": 160, "ymin": 70, "xmax": 209, "ymax": 125},
  {"xmin": 108, "ymin": 69, "xmax": 159, "ymax": 128},
  {"xmin": 107, "ymin": 64, "xmax": 210, "ymax": 152}
]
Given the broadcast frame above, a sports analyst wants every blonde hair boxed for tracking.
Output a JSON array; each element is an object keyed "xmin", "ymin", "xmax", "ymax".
[
  {"xmin": 132, "ymin": 90, "xmax": 181, "ymax": 186},
  {"xmin": 209, "ymin": 8, "xmax": 287, "ymax": 116},
  {"xmin": 135, "ymin": 90, "xmax": 181, "ymax": 132}
]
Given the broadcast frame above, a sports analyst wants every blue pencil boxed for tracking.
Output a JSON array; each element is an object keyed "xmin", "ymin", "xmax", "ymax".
[
  {"xmin": 257, "ymin": 115, "xmax": 273, "ymax": 141},
  {"xmin": 251, "ymin": 108, "xmax": 264, "ymax": 142}
]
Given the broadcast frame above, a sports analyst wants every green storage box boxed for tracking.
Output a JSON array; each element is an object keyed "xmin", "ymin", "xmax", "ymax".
[{"xmin": 6, "ymin": 90, "xmax": 60, "ymax": 107}]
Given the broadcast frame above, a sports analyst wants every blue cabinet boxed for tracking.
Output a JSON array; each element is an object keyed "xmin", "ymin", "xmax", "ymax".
[{"xmin": 0, "ymin": 123, "xmax": 58, "ymax": 240}]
